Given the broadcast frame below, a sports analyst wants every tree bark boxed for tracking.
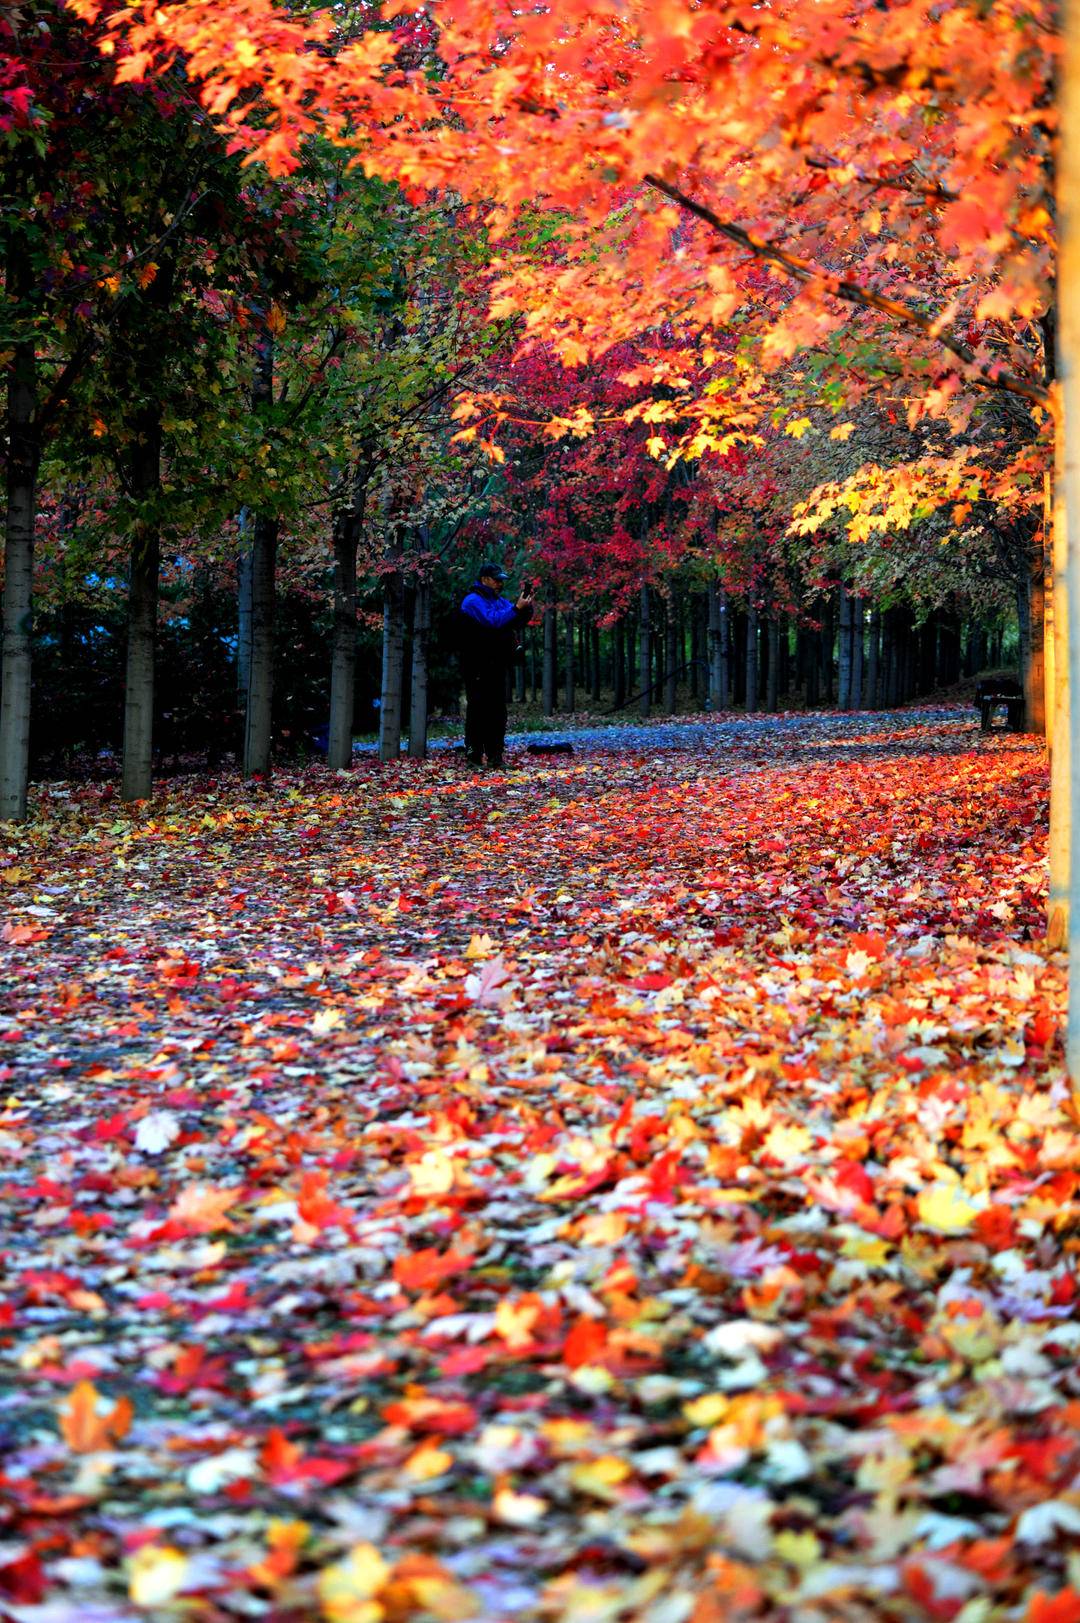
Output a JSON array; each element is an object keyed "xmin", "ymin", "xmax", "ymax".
[
  {"xmin": 237, "ymin": 513, "xmax": 253, "ymax": 709},
  {"xmin": 378, "ymin": 565, "xmax": 406, "ymax": 762},
  {"xmin": 866, "ymin": 607, "xmax": 881, "ymax": 709},
  {"xmin": 0, "ymin": 333, "xmax": 38, "ymax": 822},
  {"xmin": 745, "ymin": 606, "xmax": 759, "ymax": 712},
  {"xmin": 639, "ymin": 584, "xmax": 651, "ymax": 717},
  {"xmin": 766, "ymin": 616, "xmax": 780, "ymax": 711},
  {"xmin": 851, "ymin": 599, "xmax": 863, "ymax": 709},
  {"xmin": 665, "ymin": 595, "xmax": 678, "ymax": 714},
  {"xmin": 242, "ymin": 513, "xmax": 279, "ymax": 776},
  {"xmin": 591, "ymin": 619, "xmax": 601, "ymax": 702},
  {"xmin": 837, "ymin": 588, "xmax": 853, "ymax": 709},
  {"xmin": 409, "ymin": 578, "xmax": 432, "ymax": 759},
  {"xmin": 1063, "ymin": 0, "xmax": 1080, "ymax": 1074},
  {"xmin": 327, "ymin": 479, "xmax": 364, "ymax": 770},
  {"xmin": 707, "ymin": 582, "xmax": 723, "ymax": 708},
  {"xmin": 614, "ymin": 617, "xmax": 626, "ymax": 709},
  {"xmin": 1050, "ymin": 424, "xmax": 1071, "ymax": 948},
  {"xmin": 1025, "ymin": 530, "xmax": 1047, "ymax": 734},
  {"xmin": 120, "ymin": 404, "xmax": 163, "ymax": 803},
  {"xmin": 542, "ymin": 595, "xmax": 556, "ymax": 716},
  {"xmin": 564, "ymin": 609, "xmax": 576, "ymax": 712},
  {"xmin": 242, "ymin": 329, "xmax": 277, "ymax": 777}
]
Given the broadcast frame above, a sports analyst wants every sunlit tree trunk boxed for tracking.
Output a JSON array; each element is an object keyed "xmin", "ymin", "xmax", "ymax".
[
  {"xmin": 0, "ymin": 329, "xmax": 37, "ymax": 822},
  {"xmin": 1045, "ymin": 472, "xmax": 1057, "ymax": 739},
  {"xmin": 1024, "ymin": 531, "xmax": 1047, "ymax": 734},
  {"xmin": 1062, "ymin": 0, "xmax": 1080, "ymax": 1072},
  {"xmin": 1050, "ymin": 442, "xmax": 1070, "ymax": 948}
]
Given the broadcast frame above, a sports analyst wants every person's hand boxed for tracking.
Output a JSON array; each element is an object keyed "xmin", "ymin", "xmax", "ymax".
[{"xmin": 516, "ymin": 590, "xmax": 534, "ymax": 611}]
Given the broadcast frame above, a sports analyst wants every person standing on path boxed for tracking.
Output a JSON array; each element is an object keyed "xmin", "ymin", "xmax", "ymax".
[{"xmin": 458, "ymin": 564, "xmax": 534, "ymax": 767}]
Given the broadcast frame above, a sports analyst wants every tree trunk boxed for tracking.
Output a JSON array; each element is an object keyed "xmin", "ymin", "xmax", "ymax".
[
  {"xmin": 379, "ymin": 566, "xmax": 406, "ymax": 762},
  {"xmin": 121, "ymin": 405, "xmax": 163, "ymax": 802},
  {"xmin": 1063, "ymin": 0, "xmax": 1080, "ymax": 1073},
  {"xmin": 866, "ymin": 607, "xmax": 881, "ymax": 709},
  {"xmin": 0, "ymin": 334, "xmax": 38, "ymax": 822},
  {"xmin": 690, "ymin": 596, "xmax": 702, "ymax": 702},
  {"xmin": 1017, "ymin": 579, "xmax": 1034, "ymax": 728},
  {"xmin": 707, "ymin": 582, "xmax": 724, "ymax": 708},
  {"xmin": 614, "ymin": 617, "xmax": 626, "ymax": 709},
  {"xmin": 837, "ymin": 588, "xmax": 853, "ymax": 709},
  {"xmin": 1026, "ymin": 530, "xmax": 1047, "ymax": 734},
  {"xmin": 639, "ymin": 584, "xmax": 651, "ymax": 717},
  {"xmin": 665, "ymin": 595, "xmax": 678, "ymax": 714},
  {"xmin": 821, "ymin": 603, "xmax": 835, "ymax": 703},
  {"xmin": 591, "ymin": 619, "xmax": 601, "ymax": 702},
  {"xmin": 1051, "ymin": 420, "xmax": 1071, "ymax": 948},
  {"xmin": 237, "ymin": 517, "xmax": 253, "ymax": 709},
  {"xmin": 242, "ymin": 513, "xmax": 278, "ymax": 776},
  {"xmin": 327, "ymin": 482, "xmax": 364, "ymax": 770},
  {"xmin": 242, "ymin": 330, "xmax": 277, "ymax": 777},
  {"xmin": 542, "ymin": 596, "xmax": 556, "ymax": 716},
  {"xmin": 408, "ymin": 579, "xmax": 432, "ymax": 758},
  {"xmin": 745, "ymin": 606, "xmax": 759, "ymax": 712},
  {"xmin": 851, "ymin": 599, "xmax": 863, "ymax": 709},
  {"xmin": 565, "ymin": 609, "xmax": 575, "ymax": 712},
  {"xmin": 766, "ymin": 616, "xmax": 780, "ymax": 711}
]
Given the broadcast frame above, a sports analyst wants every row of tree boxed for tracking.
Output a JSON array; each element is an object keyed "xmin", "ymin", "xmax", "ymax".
[{"xmin": 0, "ymin": 3, "xmax": 1050, "ymax": 803}]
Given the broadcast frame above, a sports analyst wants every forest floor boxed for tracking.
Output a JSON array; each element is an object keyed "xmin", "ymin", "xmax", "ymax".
[{"xmin": 1, "ymin": 708, "xmax": 1075, "ymax": 1623}]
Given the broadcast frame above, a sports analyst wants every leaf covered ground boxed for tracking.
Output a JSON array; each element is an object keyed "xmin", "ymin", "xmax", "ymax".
[{"xmin": 1, "ymin": 709, "xmax": 1075, "ymax": 1623}]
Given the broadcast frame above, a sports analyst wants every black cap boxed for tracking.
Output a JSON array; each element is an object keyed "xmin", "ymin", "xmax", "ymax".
[{"xmin": 478, "ymin": 562, "xmax": 508, "ymax": 582}]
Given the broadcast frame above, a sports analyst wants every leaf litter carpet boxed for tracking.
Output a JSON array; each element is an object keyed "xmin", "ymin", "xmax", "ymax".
[{"xmin": 1, "ymin": 709, "xmax": 1076, "ymax": 1623}]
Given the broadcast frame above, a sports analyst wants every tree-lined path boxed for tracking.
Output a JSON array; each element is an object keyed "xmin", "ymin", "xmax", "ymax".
[{"xmin": 0, "ymin": 714, "xmax": 1069, "ymax": 1620}]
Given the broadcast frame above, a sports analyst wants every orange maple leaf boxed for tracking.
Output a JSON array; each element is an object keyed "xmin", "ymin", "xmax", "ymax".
[
  {"xmin": 168, "ymin": 1182, "xmax": 239, "ymax": 1233},
  {"xmin": 59, "ymin": 1380, "xmax": 133, "ymax": 1453}
]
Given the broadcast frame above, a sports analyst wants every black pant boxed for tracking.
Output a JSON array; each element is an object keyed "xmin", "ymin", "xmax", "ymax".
[{"xmin": 464, "ymin": 671, "xmax": 508, "ymax": 762}]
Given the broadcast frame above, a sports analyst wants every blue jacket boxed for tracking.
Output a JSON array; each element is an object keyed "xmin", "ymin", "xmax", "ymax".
[{"xmin": 458, "ymin": 583, "xmax": 531, "ymax": 675}]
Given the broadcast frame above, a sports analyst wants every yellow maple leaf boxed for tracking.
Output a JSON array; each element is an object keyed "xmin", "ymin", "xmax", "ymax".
[
  {"xmin": 494, "ymin": 1297, "xmax": 541, "ymax": 1349},
  {"xmin": 784, "ymin": 417, "xmax": 812, "ymax": 438},
  {"xmin": 917, "ymin": 1183, "xmax": 984, "ymax": 1234},
  {"xmin": 129, "ymin": 1546, "xmax": 190, "ymax": 1607},
  {"xmin": 568, "ymin": 1455, "xmax": 631, "ymax": 1499},
  {"xmin": 830, "ymin": 422, "xmax": 856, "ymax": 441},
  {"xmin": 318, "ymin": 1543, "xmax": 390, "ymax": 1623},
  {"xmin": 409, "ymin": 1149, "xmax": 457, "ymax": 1198}
]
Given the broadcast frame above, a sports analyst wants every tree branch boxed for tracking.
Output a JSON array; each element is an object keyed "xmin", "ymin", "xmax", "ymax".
[{"xmin": 643, "ymin": 173, "xmax": 1049, "ymax": 409}]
